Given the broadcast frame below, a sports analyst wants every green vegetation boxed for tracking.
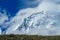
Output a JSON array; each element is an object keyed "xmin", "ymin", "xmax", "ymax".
[{"xmin": 0, "ymin": 35, "xmax": 60, "ymax": 40}]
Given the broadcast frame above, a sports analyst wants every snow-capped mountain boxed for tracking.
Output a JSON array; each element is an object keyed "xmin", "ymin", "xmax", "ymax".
[{"xmin": 5, "ymin": 10, "xmax": 60, "ymax": 35}]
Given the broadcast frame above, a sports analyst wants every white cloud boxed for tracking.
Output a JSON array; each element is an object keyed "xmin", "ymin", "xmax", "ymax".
[
  {"xmin": 0, "ymin": 9, "xmax": 9, "ymax": 34},
  {"xmin": 18, "ymin": 0, "xmax": 42, "ymax": 7},
  {"xmin": 0, "ymin": 9, "xmax": 8, "ymax": 25}
]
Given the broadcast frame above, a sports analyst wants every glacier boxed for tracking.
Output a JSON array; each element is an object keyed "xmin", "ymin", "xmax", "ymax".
[{"xmin": 0, "ymin": 0, "xmax": 60, "ymax": 36}]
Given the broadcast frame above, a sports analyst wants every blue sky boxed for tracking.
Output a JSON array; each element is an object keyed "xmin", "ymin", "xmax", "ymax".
[
  {"xmin": 0, "ymin": 0, "xmax": 40, "ymax": 16},
  {"xmin": 0, "ymin": 0, "xmax": 25, "ymax": 16}
]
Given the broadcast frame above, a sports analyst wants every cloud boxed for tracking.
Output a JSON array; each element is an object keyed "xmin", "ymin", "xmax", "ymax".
[
  {"xmin": 0, "ymin": 9, "xmax": 9, "ymax": 25},
  {"xmin": 5, "ymin": 0, "xmax": 60, "ymax": 35},
  {"xmin": 18, "ymin": 0, "xmax": 42, "ymax": 8},
  {"xmin": 0, "ymin": 8, "xmax": 10, "ymax": 34}
]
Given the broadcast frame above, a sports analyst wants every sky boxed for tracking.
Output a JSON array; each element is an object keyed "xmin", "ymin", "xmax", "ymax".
[
  {"xmin": 0, "ymin": 0, "xmax": 18, "ymax": 16},
  {"xmin": 0, "ymin": 0, "xmax": 60, "ymax": 35},
  {"xmin": 0, "ymin": 0, "xmax": 40, "ymax": 16}
]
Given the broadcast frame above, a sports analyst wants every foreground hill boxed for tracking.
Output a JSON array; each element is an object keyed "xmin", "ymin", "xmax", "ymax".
[{"xmin": 0, "ymin": 35, "xmax": 60, "ymax": 40}]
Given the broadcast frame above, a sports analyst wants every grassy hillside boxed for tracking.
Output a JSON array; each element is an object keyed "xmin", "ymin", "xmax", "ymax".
[{"xmin": 0, "ymin": 35, "xmax": 60, "ymax": 40}]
